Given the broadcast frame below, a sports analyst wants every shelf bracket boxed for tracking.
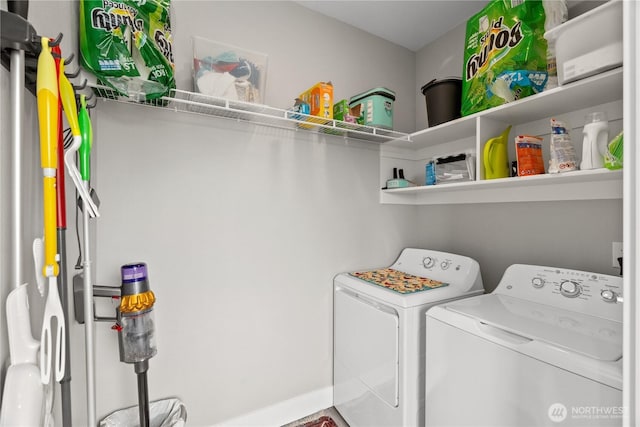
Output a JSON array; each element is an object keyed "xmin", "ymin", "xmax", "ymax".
[{"xmin": 1, "ymin": 9, "xmax": 41, "ymax": 94}]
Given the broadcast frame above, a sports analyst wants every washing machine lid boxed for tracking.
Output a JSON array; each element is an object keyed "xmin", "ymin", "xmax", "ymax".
[{"xmin": 444, "ymin": 294, "xmax": 622, "ymax": 362}]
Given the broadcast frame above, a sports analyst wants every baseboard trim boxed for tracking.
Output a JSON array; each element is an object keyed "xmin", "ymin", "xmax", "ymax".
[{"xmin": 213, "ymin": 386, "xmax": 333, "ymax": 427}]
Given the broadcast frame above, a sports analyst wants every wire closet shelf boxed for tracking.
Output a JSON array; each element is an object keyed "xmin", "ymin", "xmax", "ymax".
[{"xmin": 90, "ymin": 85, "xmax": 411, "ymax": 144}]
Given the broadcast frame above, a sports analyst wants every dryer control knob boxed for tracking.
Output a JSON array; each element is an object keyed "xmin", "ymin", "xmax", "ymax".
[
  {"xmin": 423, "ymin": 257, "xmax": 435, "ymax": 269},
  {"xmin": 601, "ymin": 289, "xmax": 618, "ymax": 303},
  {"xmin": 560, "ymin": 281, "xmax": 581, "ymax": 298}
]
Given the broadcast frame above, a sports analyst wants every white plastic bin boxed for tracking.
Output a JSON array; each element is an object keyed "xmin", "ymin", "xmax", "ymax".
[
  {"xmin": 99, "ymin": 398, "xmax": 186, "ymax": 427},
  {"xmin": 545, "ymin": 0, "xmax": 622, "ymax": 85}
]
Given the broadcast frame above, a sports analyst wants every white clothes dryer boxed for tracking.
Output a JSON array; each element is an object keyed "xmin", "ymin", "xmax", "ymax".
[
  {"xmin": 333, "ymin": 248, "xmax": 484, "ymax": 427},
  {"xmin": 425, "ymin": 264, "xmax": 623, "ymax": 427}
]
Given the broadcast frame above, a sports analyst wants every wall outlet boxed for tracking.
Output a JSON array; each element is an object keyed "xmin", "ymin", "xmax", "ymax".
[{"xmin": 612, "ymin": 242, "xmax": 623, "ymax": 268}]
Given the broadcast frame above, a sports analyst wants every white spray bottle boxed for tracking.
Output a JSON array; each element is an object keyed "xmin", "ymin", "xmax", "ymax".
[{"xmin": 581, "ymin": 112, "xmax": 609, "ymax": 170}]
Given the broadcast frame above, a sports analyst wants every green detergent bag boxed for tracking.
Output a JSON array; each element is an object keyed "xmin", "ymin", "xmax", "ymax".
[
  {"xmin": 80, "ymin": 0, "xmax": 175, "ymax": 101},
  {"xmin": 462, "ymin": 0, "xmax": 548, "ymax": 116}
]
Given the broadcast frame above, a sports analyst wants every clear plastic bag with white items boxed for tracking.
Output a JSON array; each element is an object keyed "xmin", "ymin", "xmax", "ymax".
[
  {"xmin": 548, "ymin": 118, "xmax": 579, "ymax": 173},
  {"xmin": 99, "ymin": 398, "xmax": 186, "ymax": 427}
]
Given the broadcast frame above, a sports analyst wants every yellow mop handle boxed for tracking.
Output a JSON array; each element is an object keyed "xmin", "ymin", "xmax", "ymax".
[
  {"xmin": 42, "ymin": 176, "xmax": 58, "ymax": 277},
  {"xmin": 37, "ymin": 37, "xmax": 59, "ymax": 277}
]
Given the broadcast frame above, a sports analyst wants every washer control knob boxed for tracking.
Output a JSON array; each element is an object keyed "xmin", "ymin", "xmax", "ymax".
[
  {"xmin": 423, "ymin": 257, "xmax": 435, "ymax": 269},
  {"xmin": 601, "ymin": 289, "xmax": 618, "ymax": 303},
  {"xmin": 531, "ymin": 277, "xmax": 545, "ymax": 288},
  {"xmin": 441, "ymin": 260, "xmax": 451, "ymax": 270},
  {"xmin": 560, "ymin": 281, "xmax": 581, "ymax": 298}
]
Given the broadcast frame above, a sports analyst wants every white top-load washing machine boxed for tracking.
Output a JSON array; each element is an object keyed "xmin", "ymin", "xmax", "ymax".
[
  {"xmin": 334, "ymin": 248, "xmax": 484, "ymax": 427},
  {"xmin": 425, "ymin": 264, "xmax": 623, "ymax": 427}
]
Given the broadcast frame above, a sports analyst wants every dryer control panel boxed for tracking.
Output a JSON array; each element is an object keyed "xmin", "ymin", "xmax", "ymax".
[
  {"xmin": 494, "ymin": 264, "xmax": 622, "ymax": 322},
  {"xmin": 390, "ymin": 248, "xmax": 483, "ymax": 292}
]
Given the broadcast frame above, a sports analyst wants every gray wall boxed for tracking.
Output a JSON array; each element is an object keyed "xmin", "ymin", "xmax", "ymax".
[
  {"xmin": 91, "ymin": 105, "xmax": 420, "ymax": 424},
  {"xmin": 0, "ymin": 1, "xmax": 623, "ymax": 426},
  {"xmin": 415, "ymin": 21, "xmax": 467, "ymax": 130},
  {"xmin": 415, "ymin": 201, "xmax": 623, "ymax": 292}
]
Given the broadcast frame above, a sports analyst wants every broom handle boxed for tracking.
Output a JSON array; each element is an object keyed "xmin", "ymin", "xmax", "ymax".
[{"xmin": 10, "ymin": 48, "xmax": 24, "ymax": 289}]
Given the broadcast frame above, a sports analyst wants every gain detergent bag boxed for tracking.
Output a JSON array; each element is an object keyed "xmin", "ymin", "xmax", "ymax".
[
  {"xmin": 462, "ymin": 0, "xmax": 548, "ymax": 116},
  {"xmin": 80, "ymin": 0, "xmax": 175, "ymax": 101}
]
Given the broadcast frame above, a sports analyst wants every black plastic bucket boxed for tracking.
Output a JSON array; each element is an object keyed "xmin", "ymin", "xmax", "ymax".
[{"xmin": 420, "ymin": 78, "xmax": 462, "ymax": 127}]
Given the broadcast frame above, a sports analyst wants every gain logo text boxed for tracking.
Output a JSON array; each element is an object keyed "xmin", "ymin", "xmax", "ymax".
[{"xmin": 466, "ymin": 16, "xmax": 523, "ymax": 81}]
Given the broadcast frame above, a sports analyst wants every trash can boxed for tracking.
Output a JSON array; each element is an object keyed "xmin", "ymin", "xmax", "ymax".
[
  {"xmin": 420, "ymin": 78, "xmax": 462, "ymax": 127},
  {"xmin": 99, "ymin": 398, "xmax": 186, "ymax": 427}
]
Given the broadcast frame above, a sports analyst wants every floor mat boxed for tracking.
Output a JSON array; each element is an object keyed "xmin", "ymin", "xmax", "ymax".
[
  {"xmin": 282, "ymin": 407, "xmax": 348, "ymax": 427},
  {"xmin": 301, "ymin": 415, "xmax": 338, "ymax": 427}
]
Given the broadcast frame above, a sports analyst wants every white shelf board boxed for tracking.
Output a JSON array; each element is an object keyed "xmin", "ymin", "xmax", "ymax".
[
  {"xmin": 481, "ymin": 67, "xmax": 623, "ymax": 123},
  {"xmin": 90, "ymin": 86, "xmax": 411, "ymax": 144},
  {"xmin": 385, "ymin": 114, "xmax": 476, "ymax": 150},
  {"xmin": 380, "ymin": 168, "xmax": 623, "ymax": 205},
  {"xmin": 386, "ymin": 67, "xmax": 623, "ymax": 151}
]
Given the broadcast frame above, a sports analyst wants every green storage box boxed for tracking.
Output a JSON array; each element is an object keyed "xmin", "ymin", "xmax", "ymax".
[{"xmin": 349, "ymin": 87, "xmax": 395, "ymax": 129}]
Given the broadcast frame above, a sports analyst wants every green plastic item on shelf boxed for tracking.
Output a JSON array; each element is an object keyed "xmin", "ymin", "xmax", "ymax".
[{"xmin": 604, "ymin": 131, "xmax": 623, "ymax": 170}]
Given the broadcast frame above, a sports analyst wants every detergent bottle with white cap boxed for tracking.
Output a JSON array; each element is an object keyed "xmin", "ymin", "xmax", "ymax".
[{"xmin": 581, "ymin": 112, "xmax": 609, "ymax": 170}]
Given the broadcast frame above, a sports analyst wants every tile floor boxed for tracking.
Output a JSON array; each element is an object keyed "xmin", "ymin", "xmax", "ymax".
[{"xmin": 282, "ymin": 407, "xmax": 349, "ymax": 427}]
